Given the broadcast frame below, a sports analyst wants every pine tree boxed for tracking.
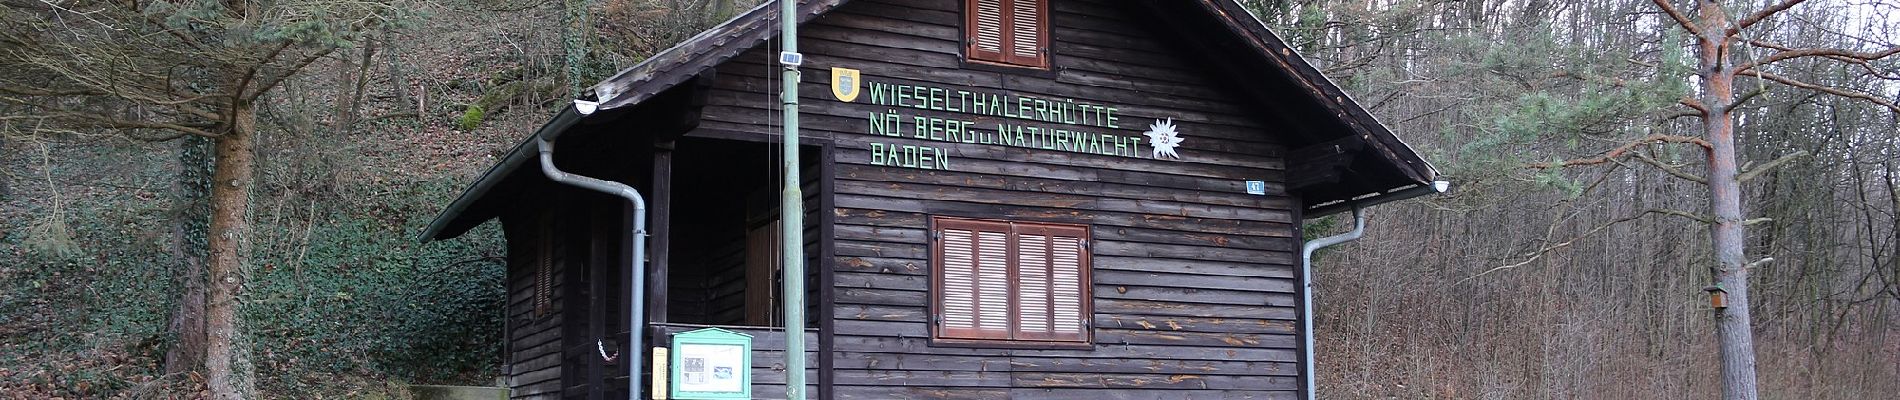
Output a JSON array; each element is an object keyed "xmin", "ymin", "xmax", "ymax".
[{"xmin": 0, "ymin": 1, "xmax": 407, "ymax": 397}]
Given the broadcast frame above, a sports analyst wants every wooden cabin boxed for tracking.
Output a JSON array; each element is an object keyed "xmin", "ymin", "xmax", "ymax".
[{"xmin": 419, "ymin": 0, "xmax": 1440, "ymax": 399}]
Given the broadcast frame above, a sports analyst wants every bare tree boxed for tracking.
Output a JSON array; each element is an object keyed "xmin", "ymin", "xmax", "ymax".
[
  {"xmin": 1624, "ymin": 1, "xmax": 1897, "ymax": 398},
  {"xmin": 1253, "ymin": 1, "xmax": 1900, "ymax": 398},
  {"xmin": 0, "ymin": 0, "xmax": 405, "ymax": 397}
]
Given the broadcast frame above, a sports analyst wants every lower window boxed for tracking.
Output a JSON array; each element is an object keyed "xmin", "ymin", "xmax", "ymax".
[{"xmin": 930, "ymin": 217, "xmax": 1092, "ymax": 347}]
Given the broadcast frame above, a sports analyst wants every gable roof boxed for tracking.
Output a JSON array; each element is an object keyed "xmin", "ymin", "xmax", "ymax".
[{"xmin": 420, "ymin": 0, "xmax": 1441, "ymax": 242}]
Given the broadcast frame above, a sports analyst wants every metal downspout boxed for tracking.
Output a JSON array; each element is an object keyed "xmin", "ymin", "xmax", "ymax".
[
  {"xmin": 1296, "ymin": 180, "xmax": 1446, "ymax": 399},
  {"xmin": 1299, "ymin": 206, "xmax": 1365, "ymax": 400},
  {"xmin": 536, "ymin": 137, "xmax": 648, "ymax": 400}
]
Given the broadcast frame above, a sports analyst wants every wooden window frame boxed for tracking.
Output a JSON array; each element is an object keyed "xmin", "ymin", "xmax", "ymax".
[
  {"xmin": 963, "ymin": 0, "xmax": 1051, "ymax": 69},
  {"xmin": 929, "ymin": 216, "xmax": 1092, "ymax": 349}
]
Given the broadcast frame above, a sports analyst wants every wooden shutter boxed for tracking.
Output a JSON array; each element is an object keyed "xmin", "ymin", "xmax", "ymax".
[
  {"xmin": 1016, "ymin": 232, "xmax": 1052, "ymax": 338},
  {"xmin": 1005, "ymin": 0, "xmax": 1045, "ymax": 67},
  {"xmin": 1046, "ymin": 233, "xmax": 1088, "ymax": 341},
  {"xmin": 967, "ymin": 0, "xmax": 1007, "ymax": 63},
  {"xmin": 1015, "ymin": 224, "xmax": 1089, "ymax": 342},
  {"xmin": 934, "ymin": 217, "xmax": 1090, "ymax": 345},
  {"xmin": 935, "ymin": 219, "xmax": 1015, "ymax": 340},
  {"xmin": 966, "ymin": 0, "xmax": 1047, "ymax": 68},
  {"xmin": 533, "ymin": 218, "xmax": 555, "ymax": 318}
]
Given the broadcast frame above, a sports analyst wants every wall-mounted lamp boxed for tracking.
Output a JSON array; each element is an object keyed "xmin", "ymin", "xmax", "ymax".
[{"xmin": 1703, "ymin": 285, "xmax": 1728, "ymax": 309}]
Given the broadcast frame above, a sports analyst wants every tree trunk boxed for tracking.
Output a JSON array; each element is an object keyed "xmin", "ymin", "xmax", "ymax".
[
  {"xmin": 0, "ymin": 136, "xmax": 8, "ymax": 199},
  {"xmin": 336, "ymin": 37, "xmax": 377, "ymax": 132},
  {"xmin": 1695, "ymin": 2, "xmax": 1760, "ymax": 398},
  {"xmin": 163, "ymin": 135, "xmax": 213, "ymax": 374},
  {"xmin": 335, "ymin": 53, "xmax": 358, "ymax": 131},
  {"xmin": 1704, "ymin": 82, "xmax": 1761, "ymax": 400},
  {"xmin": 205, "ymin": 102, "xmax": 257, "ymax": 400}
]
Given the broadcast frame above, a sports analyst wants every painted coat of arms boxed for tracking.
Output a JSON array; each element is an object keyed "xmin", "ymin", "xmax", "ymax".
[{"xmin": 831, "ymin": 67, "xmax": 860, "ymax": 102}]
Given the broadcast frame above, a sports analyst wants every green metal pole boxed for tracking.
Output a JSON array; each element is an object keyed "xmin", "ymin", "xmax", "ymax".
[{"xmin": 778, "ymin": 0, "xmax": 806, "ymax": 399}]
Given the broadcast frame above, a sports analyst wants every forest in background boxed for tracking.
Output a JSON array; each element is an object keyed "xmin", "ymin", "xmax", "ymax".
[
  {"xmin": 1260, "ymin": 1, "xmax": 1900, "ymax": 398},
  {"xmin": 0, "ymin": 0, "xmax": 1894, "ymax": 398}
]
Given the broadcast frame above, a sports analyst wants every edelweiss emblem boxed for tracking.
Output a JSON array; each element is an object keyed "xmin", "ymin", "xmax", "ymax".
[{"xmin": 1143, "ymin": 118, "xmax": 1184, "ymax": 160}]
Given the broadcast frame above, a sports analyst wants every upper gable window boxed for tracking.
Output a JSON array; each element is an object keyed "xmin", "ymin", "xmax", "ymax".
[{"xmin": 965, "ymin": 0, "xmax": 1049, "ymax": 69}]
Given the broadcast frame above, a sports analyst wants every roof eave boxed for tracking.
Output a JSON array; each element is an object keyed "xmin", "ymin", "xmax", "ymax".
[
  {"xmin": 1304, "ymin": 180, "xmax": 1448, "ymax": 218},
  {"xmin": 1192, "ymin": 0, "xmax": 1442, "ymax": 209},
  {"xmin": 417, "ymin": 106, "xmax": 584, "ymax": 242}
]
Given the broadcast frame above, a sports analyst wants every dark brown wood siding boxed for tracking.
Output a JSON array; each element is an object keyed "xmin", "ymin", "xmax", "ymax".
[
  {"xmin": 502, "ymin": 209, "xmax": 569, "ymax": 400},
  {"xmin": 820, "ymin": 0, "xmax": 1300, "ymax": 397},
  {"xmin": 503, "ymin": 193, "xmax": 636, "ymax": 400},
  {"xmin": 688, "ymin": 0, "xmax": 1303, "ymax": 398}
]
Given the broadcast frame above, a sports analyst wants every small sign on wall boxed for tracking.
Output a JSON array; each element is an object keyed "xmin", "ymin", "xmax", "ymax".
[
  {"xmin": 669, "ymin": 328, "xmax": 752, "ymax": 399},
  {"xmin": 652, "ymin": 347, "xmax": 670, "ymax": 399},
  {"xmin": 1245, "ymin": 180, "xmax": 1267, "ymax": 196}
]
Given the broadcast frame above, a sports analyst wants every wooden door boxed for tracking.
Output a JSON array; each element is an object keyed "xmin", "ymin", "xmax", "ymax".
[{"xmin": 744, "ymin": 219, "xmax": 781, "ymax": 326}]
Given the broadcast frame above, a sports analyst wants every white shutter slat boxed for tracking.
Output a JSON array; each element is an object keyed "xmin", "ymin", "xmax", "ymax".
[
  {"xmin": 1050, "ymin": 235, "xmax": 1085, "ymax": 338},
  {"xmin": 1008, "ymin": 0, "xmax": 1041, "ymax": 60},
  {"xmin": 975, "ymin": 230, "xmax": 1012, "ymax": 334},
  {"xmin": 971, "ymin": 0, "xmax": 1005, "ymax": 54},
  {"xmin": 939, "ymin": 228, "xmax": 980, "ymax": 337},
  {"xmin": 1017, "ymin": 234, "xmax": 1052, "ymax": 336}
]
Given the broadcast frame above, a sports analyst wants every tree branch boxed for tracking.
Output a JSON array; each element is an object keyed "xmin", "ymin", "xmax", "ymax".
[
  {"xmin": 232, "ymin": 41, "xmax": 294, "ymax": 102},
  {"xmin": 243, "ymin": 45, "xmax": 337, "ymax": 102},
  {"xmin": 141, "ymin": 13, "xmax": 210, "ymax": 54},
  {"xmin": 1729, "ymin": 0, "xmax": 1810, "ymax": 38},
  {"xmin": 1739, "ymin": 69, "xmax": 1900, "ymax": 115},
  {"xmin": 2, "ymin": 81, "xmax": 224, "ymax": 121},
  {"xmin": 1632, "ymin": 151, "xmax": 1708, "ymax": 185},
  {"xmin": 1745, "ymin": 257, "xmax": 1775, "ymax": 270},
  {"xmin": 1742, "ymin": 40, "xmax": 1900, "ymax": 79},
  {"xmin": 122, "ymin": 128, "xmax": 194, "ymax": 141},
  {"xmin": 1650, "ymin": 0, "xmax": 1705, "ymax": 39},
  {"xmin": 3, "ymin": 112, "xmax": 217, "ymax": 139},
  {"xmin": 1461, "ymin": 208, "xmax": 1708, "ymax": 283},
  {"xmin": 1726, "ymin": 87, "xmax": 1768, "ymax": 113},
  {"xmin": 1664, "ymin": 108, "xmax": 1704, "ymax": 121},
  {"xmin": 1735, "ymin": 43, "xmax": 1900, "ymax": 73},
  {"xmin": 0, "ymin": 86, "xmax": 106, "ymax": 96},
  {"xmin": 1681, "ymin": 97, "xmax": 1709, "ymax": 115},
  {"xmin": 1738, "ymin": 150, "xmax": 1809, "ymax": 183},
  {"xmin": 1528, "ymin": 134, "xmax": 1713, "ymax": 169},
  {"xmin": 68, "ymin": 115, "xmax": 218, "ymax": 139},
  {"xmin": 1653, "ymin": 208, "xmax": 1716, "ymax": 224},
  {"xmin": 0, "ymin": 98, "xmax": 220, "ymax": 139}
]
